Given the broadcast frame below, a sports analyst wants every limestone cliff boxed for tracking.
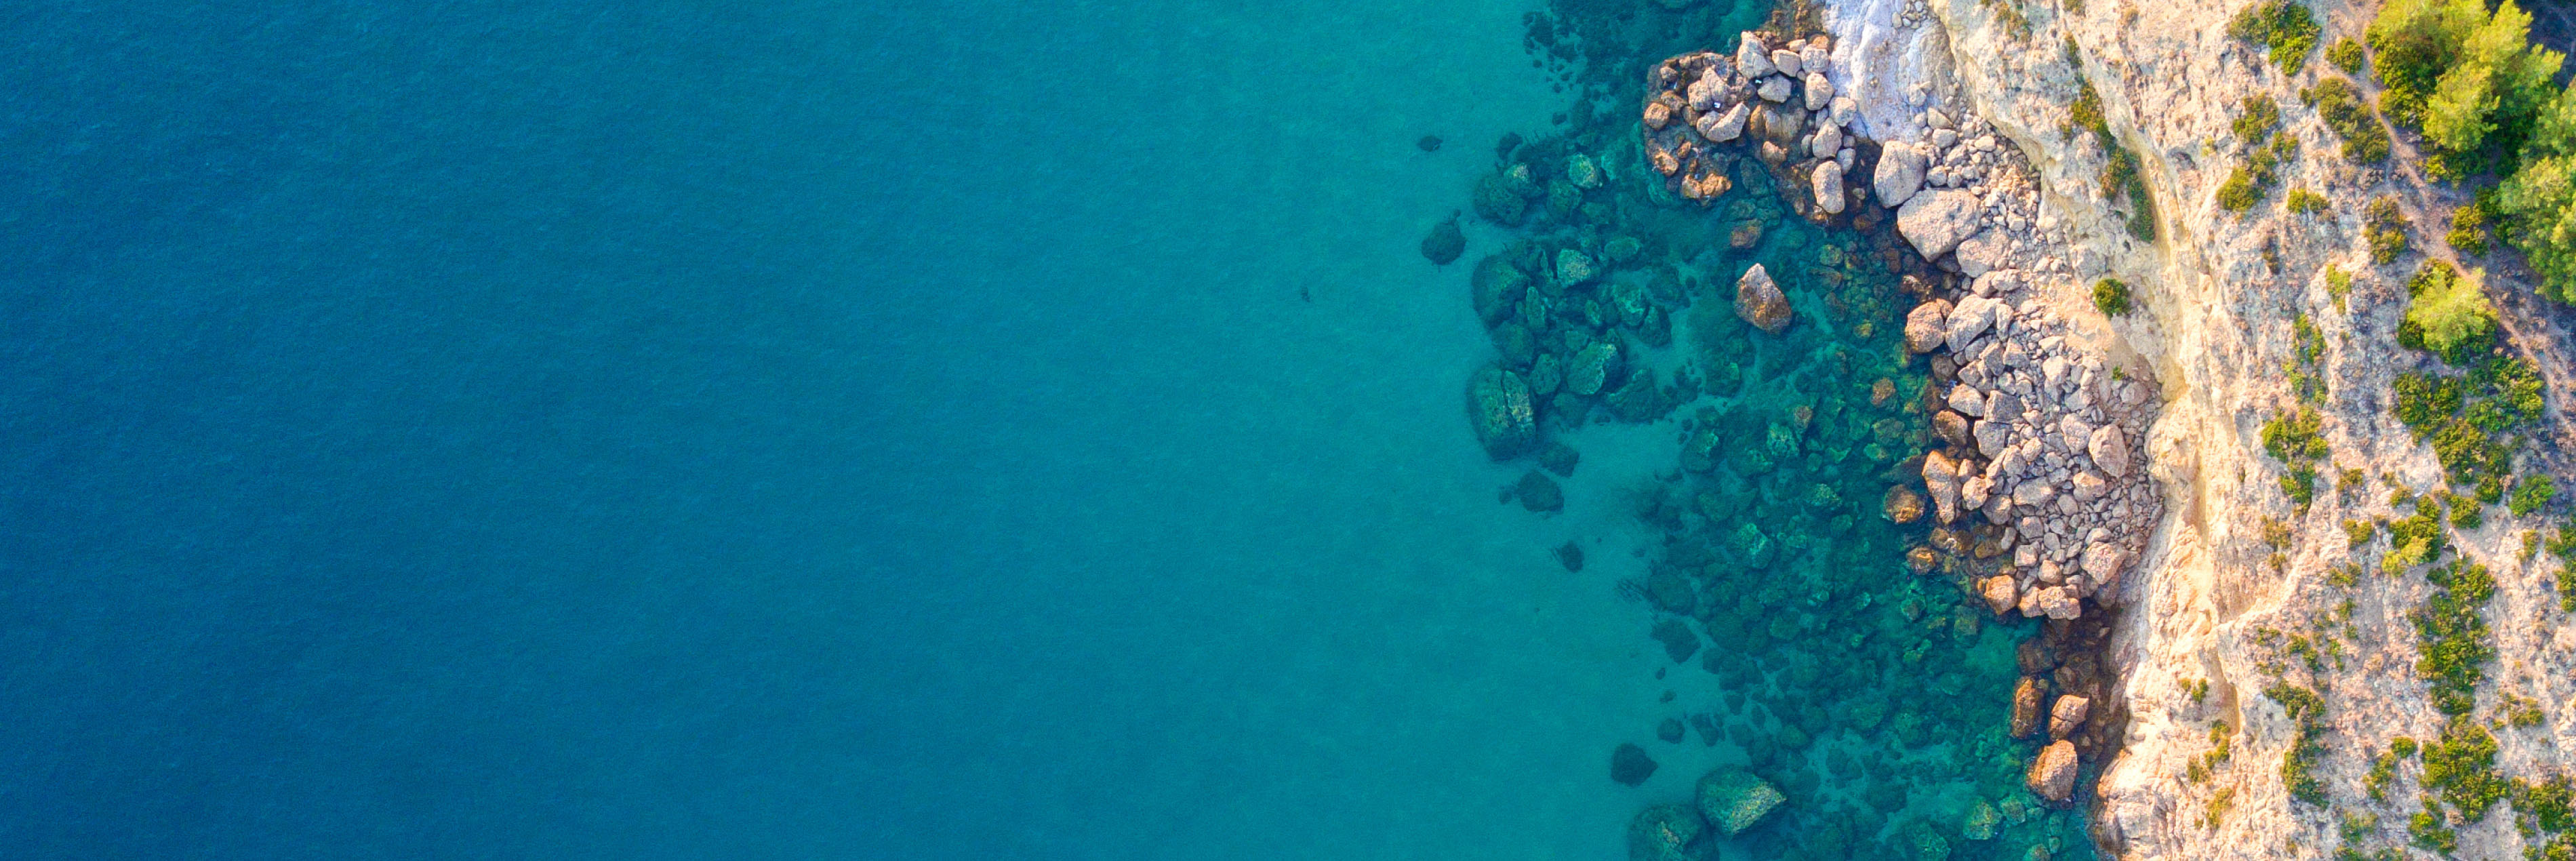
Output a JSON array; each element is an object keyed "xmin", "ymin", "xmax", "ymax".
[{"xmin": 1842, "ymin": 0, "xmax": 2576, "ymax": 856}]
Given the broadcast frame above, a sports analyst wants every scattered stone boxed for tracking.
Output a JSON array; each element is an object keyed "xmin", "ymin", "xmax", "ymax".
[
  {"xmin": 2049, "ymin": 695, "xmax": 2091, "ymax": 739},
  {"xmin": 1771, "ymin": 49, "xmax": 1803, "ymax": 77},
  {"xmin": 1757, "ymin": 75, "xmax": 1792, "ymax": 103},
  {"xmin": 1874, "ymin": 142, "xmax": 1927, "ymax": 208},
  {"xmin": 1904, "ymin": 299, "xmax": 1950, "ymax": 353},
  {"xmin": 1803, "ymin": 72, "xmax": 1832, "ymax": 111},
  {"xmin": 1643, "ymin": 101, "xmax": 1672, "ymax": 130},
  {"xmin": 2028, "ymin": 740, "xmax": 2078, "ymax": 801},
  {"xmin": 1695, "ymin": 769, "xmax": 1786, "ymax": 835},
  {"xmin": 1922, "ymin": 450, "xmax": 1962, "ymax": 523},
  {"xmin": 1885, "ymin": 484, "xmax": 1927, "ymax": 524},
  {"xmin": 1700, "ymin": 102, "xmax": 1748, "ymax": 142},
  {"xmin": 2018, "ymin": 584, "xmax": 2079, "ymax": 620},
  {"xmin": 2088, "ymin": 425, "xmax": 2130, "ymax": 477},
  {"xmin": 1517, "ymin": 470, "xmax": 1565, "ymax": 513},
  {"xmin": 1736, "ymin": 34, "xmax": 1775, "ymax": 78},
  {"xmin": 1812, "ymin": 159, "xmax": 1846, "ymax": 215},
  {"xmin": 1947, "ymin": 384, "xmax": 1986, "ymax": 417},
  {"xmin": 2011, "ymin": 677, "xmax": 2046, "ymax": 738},
  {"xmin": 1982, "ymin": 575, "xmax": 2019, "ymax": 614},
  {"xmin": 1734, "ymin": 264, "xmax": 1791, "ymax": 334},
  {"xmin": 1932, "ymin": 410, "xmax": 1972, "ymax": 448},
  {"xmin": 1612, "ymin": 742, "xmax": 1660, "ymax": 786}
]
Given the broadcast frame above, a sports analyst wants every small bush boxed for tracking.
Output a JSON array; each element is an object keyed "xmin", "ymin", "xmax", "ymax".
[
  {"xmin": 2512, "ymin": 475, "xmax": 2556, "ymax": 516},
  {"xmin": 2267, "ymin": 683, "xmax": 2331, "ymax": 805},
  {"xmin": 2235, "ymin": 95, "xmax": 2281, "ymax": 143},
  {"xmin": 2423, "ymin": 714, "xmax": 2508, "ymax": 819},
  {"xmin": 2367, "ymin": 195, "xmax": 2411, "ymax": 263},
  {"xmin": 2287, "ymin": 186, "xmax": 2331, "ymax": 214},
  {"xmin": 2310, "ymin": 77, "xmax": 2394, "ymax": 163},
  {"xmin": 2329, "ymin": 37, "xmax": 2367, "ymax": 73},
  {"xmin": 2415, "ymin": 561, "xmax": 2497, "ymax": 717},
  {"xmin": 2233, "ymin": 0, "xmax": 2324, "ymax": 75},
  {"xmin": 2095, "ymin": 278, "xmax": 2133, "ymax": 315}
]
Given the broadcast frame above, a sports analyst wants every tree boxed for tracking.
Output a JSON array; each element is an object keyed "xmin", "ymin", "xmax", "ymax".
[{"xmin": 2499, "ymin": 153, "xmax": 2576, "ymax": 302}]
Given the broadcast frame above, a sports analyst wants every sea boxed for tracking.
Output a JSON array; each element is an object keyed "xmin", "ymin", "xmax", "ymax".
[{"xmin": 0, "ymin": 1, "xmax": 2087, "ymax": 858}]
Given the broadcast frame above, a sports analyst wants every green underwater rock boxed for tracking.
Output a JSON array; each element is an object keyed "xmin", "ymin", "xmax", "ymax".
[
  {"xmin": 1420, "ymin": 214, "xmax": 1464, "ymax": 265},
  {"xmin": 1626, "ymin": 803, "xmax": 1702, "ymax": 861},
  {"xmin": 1611, "ymin": 742, "xmax": 1659, "ymax": 786},
  {"xmin": 1695, "ymin": 768, "xmax": 1785, "ymax": 835},
  {"xmin": 1470, "ymin": 255, "xmax": 1529, "ymax": 326},
  {"xmin": 1465, "ymin": 365, "xmax": 1537, "ymax": 460}
]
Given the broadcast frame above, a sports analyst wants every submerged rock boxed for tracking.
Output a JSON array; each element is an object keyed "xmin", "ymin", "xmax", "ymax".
[
  {"xmin": 1467, "ymin": 366, "xmax": 1537, "ymax": 460},
  {"xmin": 2011, "ymin": 677, "xmax": 2045, "ymax": 738},
  {"xmin": 1471, "ymin": 256, "xmax": 1529, "ymax": 327},
  {"xmin": 1554, "ymin": 540, "xmax": 1584, "ymax": 572},
  {"xmin": 1473, "ymin": 172, "xmax": 1528, "ymax": 226},
  {"xmin": 1539, "ymin": 441, "xmax": 1580, "ymax": 477},
  {"xmin": 1516, "ymin": 470, "xmax": 1564, "ymax": 513},
  {"xmin": 1695, "ymin": 768, "xmax": 1785, "ymax": 835},
  {"xmin": 1556, "ymin": 249, "xmax": 1599, "ymax": 287},
  {"xmin": 1651, "ymin": 617, "xmax": 1699, "ymax": 663},
  {"xmin": 1734, "ymin": 264, "xmax": 1790, "ymax": 334},
  {"xmin": 1611, "ymin": 742, "xmax": 1660, "ymax": 786},
  {"xmin": 1883, "ymin": 485, "xmax": 1925, "ymax": 524},
  {"xmin": 1565, "ymin": 340, "xmax": 1622, "ymax": 397},
  {"xmin": 1626, "ymin": 803, "xmax": 1702, "ymax": 861},
  {"xmin": 1420, "ymin": 214, "xmax": 1464, "ymax": 265}
]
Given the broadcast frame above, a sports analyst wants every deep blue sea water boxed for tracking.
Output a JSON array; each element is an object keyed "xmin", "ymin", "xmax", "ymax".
[{"xmin": 0, "ymin": 1, "xmax": 1727, "ymax": 856}]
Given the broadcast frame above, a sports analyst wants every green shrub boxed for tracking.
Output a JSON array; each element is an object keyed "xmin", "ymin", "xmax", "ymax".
[
  {"xmin": 2309, "ymin": 77, "xmax": 2393, "ymax": 164},
  {"xmin": 2403, "ymin": 262, "xmax": 2499, "ymax": 363},
  {"xmin": 2411, "ymin": 809, "xmax": 2459, "ymax": 854},
  {"xmin": 2415, "ymin": 560, "xmax": 2496, "ymax": 716},
  {"xmin": 2095, "ymin": 278, "xmax": 2133, "ymax": 315},
  {"xmin": 2423, "ymin": 714, "xmax": 2507, "ymax": 819},
  {"xmin": 2367, "ymin": 195, "xmax": 2410, "ymax": 263},
  {"xmin": 2329, "ymin": 37, "xmax": 2367, "ymax": 73},
  {"xmin": 2513, "ymin": 475, "xmax": 2556, "ymax": 517},
  {"xmin": 2070, "ymin": 76, "xmax": 2158, "ymax": 240},
  {"xmin": 2233, "ymin": 0, "xmax": 2323, "ymax": 75},
  {"xmin": 2266, "ymin": 683, "xmax": 2331, "ymax": 805},
  {"xmin": 2287, "ymin": 186, "xmax": 2331, "ymax": 214},
  {"xmin": 2235, "ymin": 95, "xmax": 2281, "ymax": 143},
  {"xmin": 2448, "ymin": 197, "xmax": 2494, "ymax": 254}
]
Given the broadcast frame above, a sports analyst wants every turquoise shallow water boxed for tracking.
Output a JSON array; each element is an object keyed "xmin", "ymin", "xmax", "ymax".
[
  {"xmin": 0, "ymin": 0, "xmax": 2091, "ymax": 857},
  {"xmin": 0, "ymin": 1, "xmax": 1706, "ymax": 857}
]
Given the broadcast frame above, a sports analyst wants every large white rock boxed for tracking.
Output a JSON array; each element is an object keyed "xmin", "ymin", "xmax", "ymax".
[
  {"xmin": 1923, "ymin": 450, "xmax": 1962, "ymax": 524},
  {"xmin": 1946, "ymin": 294, "xmax": 1996, "ymax": 353},
  {"xmin": 1813, "ymin": 123, "xmax": 1843, "ymax": 159},
  {"xmin": 1697, "ymin": 102, "xmax": 1749, "ymax": 142},
  {"xmin": 1812, "ymin": 160, "xmax": 1847, "ymax": 214},
  {"xmin": 1903, "ymin": 298, "xmax": 1950, "ymax": 353},
  {"xmin": 1953, "ymin": 228, "xmax": 2011, "ymax": 277},
  {"xmin": 1896, "ymin": 189, "xmax": 1980, "ymax": 259},
  {"xmin": 1757, "ymin": 75, "xmax": 1792, "ymax": 103},
  {"xmin": 1736, "ymin": 33, "xmax": 1775, "ymax": 79},
  {"xmin": 1803, "ymin": 72, "xmax": 1833, "ymax": 111},
  {"xmin": 1873, "ymin": 142, "xmax": 1926, "ymax": 207}
]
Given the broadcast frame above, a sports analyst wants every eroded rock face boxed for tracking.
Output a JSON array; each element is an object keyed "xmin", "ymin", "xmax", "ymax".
[
  {"xmin": 1735, "ymin": 264, "xmax": 1790, "ymax": 334},
  {"xmin": 2028, "ymin": 740, "xmax": 2078, "ymax": 801}
]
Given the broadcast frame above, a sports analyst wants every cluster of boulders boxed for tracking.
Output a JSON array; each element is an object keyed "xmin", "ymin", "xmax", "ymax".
[
  {"xmin": 1626, "ymin": 768, "xmax": 1784, "ymax": 861},
  {"xmin": 1642, "ymin": 33, "xmax": 1866, "ymax": 217},
  {"xmin": 1862, "ymin": 89, "xmax": 2163, "ymax": 805}
]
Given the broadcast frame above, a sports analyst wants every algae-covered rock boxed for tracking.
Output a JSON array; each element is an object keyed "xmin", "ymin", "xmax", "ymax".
[
  {"xmin": 1680, "ymin": 426, "xmax": 1723, "ymax": 473},
  {"xmin": 1473, "ymin": 172, "xmax": 1527, "ymax": 226},
  {"xmin": 1605, "ymin": 369, "xmax": 1669, "ymax": 422},
  {"xmin": 1491, "ymin": 322, "xmax": 1536, "ymax": 368},
  {"xmin": 1556, "ymin": 248, "xmax": 1599, "ymax": 287},
  {"xmin": 1645, "ymin": 568, "xmax": 1695, "ymax": 615},
  {"xmin": 1466, "ymin": 366, "xmax": 1538, "ymax": 460},
  {"xmin": 1694, "ymin": 768, "xmax": 1785, "ymax": 835},
  {"xmin": 1611, "ymin": 742, "xmax": 1660, "ymax": 786},
  {"xmin": 1735, "ymin": 263, "xmax": 1791, "ymax": 333},
  {"xmin": 1516, "ymin": 470, "xmax": 1564, "ymax": 513},
  {"xmin": 1565, "ymin": 340, "xmax": 1622, "ymax": 397},
  {"xmin": 1626, "ymin": 803, "xmax": 1702, "ymax": 861},
  {"xmin": 1471, "ymin": 255, "xmax": 1529, "ymax": 327},
  {"xmin": 1963, "ymin": 799, "xmax": 2001, "ymax": 840},
  {"xmin": 1567, "ymin": 153, "xmax": 1605, "ymax": 189},
  {"xmin": 1421, "ymin": 214, "xmax": 1464, "ymax": 265}
]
